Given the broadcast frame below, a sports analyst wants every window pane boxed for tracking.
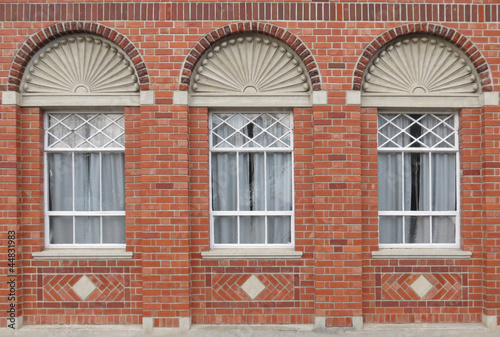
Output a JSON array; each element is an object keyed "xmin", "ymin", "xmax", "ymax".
[
  {"xmin": 240, "ymin": 216, "xmax": 265, "ymax": 244},
  {"xmin": 378, "ymin": 114, "xmax": 456, "ymax": 149},
  {"xmin": 211, "ymin": 153, "xmax": 237, "ymax": 211},
  {"xmin": 214, "ymin": 216, "xmax": 237, "ymax": 244},
  {"xmin": 47, "ymin": 113, "xmax": 125, "ymax": 149},
  {"xmin": 239, "ymin": 153, "xmax": 265, "ymax": 211},
  {"xmin": 267, "ymin": 216, "xmax": 291, "ymax": 244},
  {"xmin": 75, "ymin": 216, "xmax": 100, "ymax": 244},
  {"xmin": 378, "ymin": 153, "xmax": 402, "ymax": 211},
  {"xmin": 432, "ymin": 216, "xmax": 456, "ymax": 243},
  {"xmin": 103, "ymin": 216, "xmax": 126, "ymax": 244},
  {"xmin": 49, "ymin": 216, "xmax": 73, "ymax": 244},
  {"xmin": 267, "ymin": 153, "xmax": 292, "ymax": 211},
  {"xmin": 378, "ymin": 114, "xmax": 411, "ymax": 148},
  {"xmin": 421, "ymin": 114, "xmax": 455, "ymax": 148},
  {"xmin": 432, "ymin": 153, "xmax": 456, "ymax": 211},
  {"xmin": 404, "ymin": 153, "xmax": 430, "ymax": 211},
  {"xmin": 379, "ymin": 216, "xmax": 403, "ymax": 244},
  {"xmin": 102, "ymin": 153, "xmax": 125, "ymax": 211},
  {"xmin": 74, "ymin": 153, "xmax": 100, "ymax": 211},
  {"xmin": 405, "ymin": 216, "xmax": 430, "ymax": 243},
  {"xmin": 48, "ymin": 153, "xmax": 73, "ymax": 211}
]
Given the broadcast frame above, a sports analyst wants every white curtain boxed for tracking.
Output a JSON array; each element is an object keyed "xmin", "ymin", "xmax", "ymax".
[
  {"xmin": 48, "ymin": 153, "xmax": 73, "ymax": 244},
  {"xmin": 48, "ymin": 152, "xmax": 125, "ymax": 244},
  {"xmin": 212, "ymin": 152, "xmax": 237, "ymax": 244},
  {"xmin": 212, "ymin": 151, "xmax": 292, "ymax": 244}
]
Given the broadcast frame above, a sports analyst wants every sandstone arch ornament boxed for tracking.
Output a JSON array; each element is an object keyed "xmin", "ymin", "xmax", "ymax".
[
  {"xmin": 189, "ymin": 33, "xmax": 313, "ymax": 107},
  {"xmin": 19, "ymin": 34, "xmax": 141, "ymax": 107},
  {"xmin": 361, "ymin": 35, "xmax": 485, "ymax": 108}
]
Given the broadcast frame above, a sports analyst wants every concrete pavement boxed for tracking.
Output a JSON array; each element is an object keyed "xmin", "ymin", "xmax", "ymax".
[{"xmin": 2, "ymin": 323, "xmax": 500, "ymax": 337}]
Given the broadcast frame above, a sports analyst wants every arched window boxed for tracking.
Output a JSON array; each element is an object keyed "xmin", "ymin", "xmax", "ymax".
[
  {"xmin": 20, "ymin": 35, "xmax": 141, "ymax": 248},
  {"xmin": 189, "ymin": 33, "xmax": 313, "ymax": 248},
  {"xmin": 361, "ymin": 35, "xmax": 482, "ymax": 248}
]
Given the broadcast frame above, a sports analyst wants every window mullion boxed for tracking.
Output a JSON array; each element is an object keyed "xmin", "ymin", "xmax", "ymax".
[
  {"xmin": 236, "ymin": 151, "xmax": 240, "ymax": 245},
  {"xmin": 429, "ymin": 152, "xmax": 433, "ymax": 243},
  {"xmin": 72, "ymin": 152, "xmax": 76, "ymax": 244},
  {"xmin": 99, "ymin": 152, "xmax": 103, "ymax": 244},
  {"xmin": 264, "ymin": 152, "xmax": 268, "ymax": 244}
]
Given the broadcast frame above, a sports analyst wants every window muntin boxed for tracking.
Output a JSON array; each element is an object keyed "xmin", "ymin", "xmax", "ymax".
[
  {"xmin": 45, "ymin": 112, "xmax": 126, "ymax": 247},
  {"xmin": 210, "ymin": 111, "xmax": 294, "ymax": 247},
  {"xmin": 377, "ymin": 113, "xmax": 459, "ymax": 248}
]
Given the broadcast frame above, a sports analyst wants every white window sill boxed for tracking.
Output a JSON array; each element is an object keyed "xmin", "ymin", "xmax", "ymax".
[
  {"xmin": 32, "ymin": 249, "xmax": 133, "ymax": 260},
  {"xmin": 372, "ymin": 248, "xmax": 472, "ymax": 260},
  {"xmin": 201, "ymin": 248, "xmax": 303, "ymax": 260}
]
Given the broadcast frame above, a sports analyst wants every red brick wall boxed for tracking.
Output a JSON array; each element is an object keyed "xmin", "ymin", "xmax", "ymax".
[{"xmin": 0, "ymin": 0, "xmax": 500, "ymax": 329}]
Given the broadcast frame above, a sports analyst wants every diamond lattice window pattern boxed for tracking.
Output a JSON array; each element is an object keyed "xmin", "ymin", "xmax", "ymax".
[
  {"xmin": 47, "ymin": 113, "xmax": 125, "ymax": 150},
  {"xmin": 378, "ymin": 114, "xmax": 456, "ymax": 150},
  {"xmin": 211, "ymin": 113, "xmax": 292, "ymax": 149}
]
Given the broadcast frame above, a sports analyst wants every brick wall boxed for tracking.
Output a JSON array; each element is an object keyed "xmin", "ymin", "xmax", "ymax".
[{"xmin": 1, "ymin": 0, "xmax": 500, "ymax": 329}]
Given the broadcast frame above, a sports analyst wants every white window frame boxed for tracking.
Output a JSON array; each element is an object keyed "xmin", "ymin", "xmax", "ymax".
[
  {"xmin": 44, "ymin": 109, "xmax": 126, "ymax": 248},
  {"xmin": 377, "ymin": 111, "xmax": 460, "ymax": 249},
  {"xmin": 209, "ymin": 109, "xmax": 295, "ymax": 248}
]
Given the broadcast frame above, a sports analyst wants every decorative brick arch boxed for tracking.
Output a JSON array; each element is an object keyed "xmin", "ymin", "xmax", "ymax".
[
  {"xmin": 8, "ymin": 22, "xmax": 149, "ymax": 92},
  {"xmin": 180, "ymin": 22, "xmax": 321, "ymax": 92},
  {"xmin": 353, "ymin": 23, "xmax": 493, "ymax": 92}
]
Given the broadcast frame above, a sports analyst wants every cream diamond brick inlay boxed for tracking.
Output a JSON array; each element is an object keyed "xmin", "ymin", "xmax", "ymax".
[
  {"xmin": 410, "ymin": 275, "xmax": 434, "ymax": 299},
  {"xmin": 72, "ymin": 275, "xmax": 97, "ymax": 300},
  {"xmin": 240, "ymin": 275, "xmax": 266, "ymax": 300}
]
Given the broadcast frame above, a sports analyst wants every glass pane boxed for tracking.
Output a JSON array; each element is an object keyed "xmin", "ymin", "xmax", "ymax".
[
  {"xmin": 103, "ymin": 216, "xmax": 126, "ymax": 244},
  {"xmin": 48, "ymin": 153, "xmax": 73, "ymax": 211},
  {"xmin": 267, "ymin": 216, "xmax": 291, "ymax": 244},
  {"xmin": 378, "ymin": 114, "xmax": 456, "ymax": 149},
  {"xmin": 102, "ymin": 153, "xmax": 125, "ymax": 211},
  {"xmin": 47, "ymin": 114, "xmax": 71, "ymax": 148},
  {"xmin": 62, "ymin": 114, "xmax": 85, "ymax": 147},
  {"xmin": 75, "ymin": 216, "xmax": 100, "ymax": 244},
  {"xmin": 432, "ymin": 216, "xmax": 456, "ymax": 243},
  {"xmin": 49, "ymin": 216, "xmax": 73, "ymax": 244},
  {"xmin": 47, "ymin": 113, "xmax": 124, "ymax": 149},
  {"xmin": 378, "ymin": 114, "xmax": 411, "ymax": 148},
  {"xmin": 404, "ymin": 153, "xmax": 430, "ymax": 211},
  {"xmin": 379, "ymin": 216, "xmax": 403, "ymax": 244},
  {"xmin": 432, "ymin": 153, "xmax": 456, "ymax": 211},
  {"xmin": 421, "ymin": 114, "xmax": 455, "ymax": 148},
  {"xmin": 267, "ymin": 153, "xmax": 292, "ymax": 211},
  {"xmin": 405, "ymin": 216, "xmax": 430, "ymax": 243},
  {"xmin": 214, "ymin": 216, "xmax": 237, "ymax": 244},
  {"xmin": 240, "ymin": 216, "xmax": 265, "ymax": 244},
  {"xmin": 378, "ymin": 153, "xmax": 402, "ymax": 211},
  {"xmin": 239, "ymin": 153, "xmax": 265, "ymax": 211},
  {"xmin": 74, "ymin": 153, "xmax": 101, "ymax": 211},
  {"xmin": 211, "ymin": 153, "xmax": 237, "ymax": 211}
]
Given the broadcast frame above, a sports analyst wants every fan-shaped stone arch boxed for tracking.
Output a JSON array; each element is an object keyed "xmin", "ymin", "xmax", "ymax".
[
  {"xmin": 180, "ymin": 22, "xmax": 321, "ymax": 94},
  {"xmin": 353, "ymin": 24, "xmax": 492, "ymax": 94},
  {"xmin": 363, "ymin": 35, "xmax": 480, "ymax": 95},
  {"xmin": 22, "ymin": 35, "xmax": 140, "ymax": 95},
  {"xmin": 8, "ymin": 22, "xmax": 149, "ymax": 93}
]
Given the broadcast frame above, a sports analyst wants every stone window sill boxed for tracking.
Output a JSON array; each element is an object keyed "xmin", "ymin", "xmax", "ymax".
[
  {"xmin": 201, "ymin": 248, "xmax": 303, "ymax": 260},
  {"xmin": 32, "ymin": 249, "xmax": 133, "ymax": 260},
  {"xmin": 372, "ymin": 249, "xmax": 472, "ymax": 260}
]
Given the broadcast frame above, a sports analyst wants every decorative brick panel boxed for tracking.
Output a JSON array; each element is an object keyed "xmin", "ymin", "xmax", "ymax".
[
  {"xmin": 379, "ymin": 273, "xmax": 466, "ymax": 306},
  {"xmin": 211, "ymin": 274, "xmax": 294, "ymax": 302},
  {"xmin": 40, "ymin": 274, "xmax": 129, "ymax": 303}
]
